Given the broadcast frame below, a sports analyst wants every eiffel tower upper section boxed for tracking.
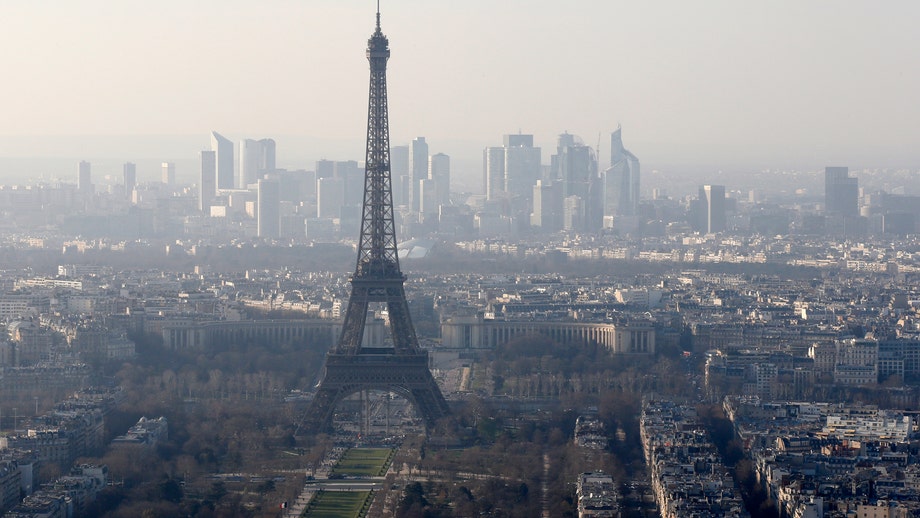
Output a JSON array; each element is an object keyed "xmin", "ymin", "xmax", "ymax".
[
  {"xmin": 328, "ymin": 7, "xmax": 433, "ymax": 363},
  {"xmin": 355, "ymin": 10, "xmax": 399, "ymax": 283}
]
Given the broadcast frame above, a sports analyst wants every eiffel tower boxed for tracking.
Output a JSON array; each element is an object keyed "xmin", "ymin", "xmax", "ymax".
[{"xmin": 303, "ymin": 7, "xmax": 449, "ymax": 433}]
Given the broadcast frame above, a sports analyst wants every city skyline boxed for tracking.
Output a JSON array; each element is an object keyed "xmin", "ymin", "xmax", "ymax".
[
  {"xmin": 2, "ymin": 6, "xmax": 920, "ymax": 513},
  {"xmin": 1, "ymin": 1, "xmax": 919, "ymax": 175}
]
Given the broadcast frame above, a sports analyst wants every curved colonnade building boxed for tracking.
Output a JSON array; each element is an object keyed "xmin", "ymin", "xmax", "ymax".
[
  {"xmin": 160, "ymin": 317, "xmax": 653, "ymax": 355},
  {"xmin": 440, "ymin": 316, "xmax": 654, "ymax": 354},
  {"xmin": 161, "ymin": 319, "xmax": 342, "ymax": 350}
]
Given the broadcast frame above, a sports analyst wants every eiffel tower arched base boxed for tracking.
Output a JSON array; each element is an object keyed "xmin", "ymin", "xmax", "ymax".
[{"xmin": 302, "ymin": 351, "xmax": 449, "ymax": 434}]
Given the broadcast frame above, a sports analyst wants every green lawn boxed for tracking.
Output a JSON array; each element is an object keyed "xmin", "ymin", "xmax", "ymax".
[
  {"xmin": 302, "ymin": 490, "xmax": 372, "ymax": 518},
  {"xmin": 330, "ymin": 448, "xmax": 394, "ymax": 477}
]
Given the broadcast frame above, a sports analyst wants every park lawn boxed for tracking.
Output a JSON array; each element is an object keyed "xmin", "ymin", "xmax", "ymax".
[
  {"xmin": 331, "ymin": 448, "xmax": 394, "ymax": 477},
  {"xmin": 303, "ymin": 490, "xmax": 372, "ymax": 518}
]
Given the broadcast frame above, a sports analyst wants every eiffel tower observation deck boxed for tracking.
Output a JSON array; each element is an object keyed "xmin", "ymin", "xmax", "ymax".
[{"xmin": 303, "ymin": 6, "xmax": 450, "ymax": 433}]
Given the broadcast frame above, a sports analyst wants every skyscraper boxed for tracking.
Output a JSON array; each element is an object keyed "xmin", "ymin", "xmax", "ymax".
[
  {"xmin": 603, "ymin": 127, "xmax": 641, "ymax": 232},
  {"xmin": 199, "ymin": 150, "xmax": 216, "ymax": 212},
  {"xmin": 260, "ymin": 138, "xmax": 276, "ymax": 172},
  {"xmin": 482, "ymin": 146, "xmax": 505, "ymax": 200},
  {"xmin": 315, "ymin": 159, "xmax": 335, "ymax": 179},
  {"xmin": 563, "ymin": 195, "xmax": 585, "ymax": 231},
  {"xmin": 824, "ymin": 166, "xmax": 863, "ymax": 236},
  {"xmin": 409, "ymin": 137, "xmax": 428, "ymax": 212},
  {"xmin": 123, "ymin": 162, "xmax": 136, "ymax": 197},
  {"xmin": 428, "ymin": 152, "xmax": 450, "ymax": 206},
  {"xmin": 504, "ymin": 134, "xmax": 542, "ymax": 202},
  {"xmin": 824, "ymin": 166, "xmax": 858, "ymax": 217},
  {"xmin": 210, "ymin": 131, "xmax": 234, "ymax": 190},
  {"xmin": 257, "ymin": 177, "xmax": 281, "ymax": 239},
  {"xmin": 316, "ymin": 176, "xmax": 344, "ymax": 219},
  {"xmin": 553, "ymin": 133, "xmax": 596, "ymax": 200},
  {"xmin": 240, "ymin": 138, "xmax": 276, "ymax": 188},
  {"xmin": 77, "ymin": 161, "xmax": 92, "ymax": 193},
  {"xmin": 161, "ymin": 162, "xmax": 175, "ymax": 185},
  {"xmin": 531, "ymin": 180, "xmax": 562, "ymax": 231},
  {"xmin": 390, "ymin": 145, "xmax": 410, "ymax": 206},
  {"xmin": 482, "ymin": 135, "xmax": 541, "ymax": 226},
  {"xmin": 553, "ymin": 133, "xmax": 597, "ymax": 231},
  {"xmin": 418, "ymin": 178, "xmax": 438, "ymax": 220},
  {"xmin": 699, "ymin": 185, "xmax": 726, "ymax": 234},
  {"xmin": 335, "ymin": 160, "xmax": 364, "ymax": 208}
]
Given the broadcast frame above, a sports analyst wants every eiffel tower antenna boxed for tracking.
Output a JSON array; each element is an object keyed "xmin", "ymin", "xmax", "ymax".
[{"xmin": 303, "ymin": 7, "xmax": 449, "ymax": 434}]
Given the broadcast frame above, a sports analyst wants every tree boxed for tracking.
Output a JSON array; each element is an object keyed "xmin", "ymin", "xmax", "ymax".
[{"xmin": 157, "ymin": 477, "xmax": 183, "ymax": 503}]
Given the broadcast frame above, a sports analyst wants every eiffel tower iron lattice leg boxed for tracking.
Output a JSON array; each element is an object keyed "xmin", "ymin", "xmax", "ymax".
[{"xmin": 302, "ymin": 7, "xmax": 449, "ymax": 434}]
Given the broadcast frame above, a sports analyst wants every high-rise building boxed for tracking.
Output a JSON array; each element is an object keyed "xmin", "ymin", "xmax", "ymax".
[
  {"xmin": 550, "ymin": 133, "xmax": 576, "ymax": 178},
  {"xmin": 335, "ymin": 160, "xmax": 364, "ymax": 208},
  {"xmin": 554, "ymin": 133, "xmax": 595, "ymax": 200},
  {"xmin": 483, "ymin": 146, "xmax": 505, "ymax": 200},
  {"xmin": 390, "ymin": 145, "xmax": 409, "ymax": 176},
  {"xmin": 531, "ymin": 180, "xmax": 562, "ymax": 231},
  {"xmin": 699, "ymin": 184, "xmax": 726, "ymax": 234},
  {"xmin": 240, "ymin": 139, "xmax": 261, "ymax": 188},
  {"xmin": 240, "ymin": 138, "xmax": 276, "ymax": 188},
  {"xmin": 210, "ymin": 131, "xmax": 234, "ymax": 190},
  {"xmin": 418, "ymin": 178, "xmax": 438, "ymax": 220},
  {"xmin": 553, "ymin": 133, "xmax": 597, "ymax": 231},
  {"xmin": 315, "ymin": 159, "xmax": 335, "ymax": 179},
  {"xmin": 161, "ymin": 162, "xmax": 175, "ymax": 185},
  {"xmin": 504, "ymin": 134, "xmax": 542, "ymax": 202},
  {"xmin": 390, "ymin": 145, "xmax": 410, "ymax": 206},
  {"xmin": 504, "ymin": 134, "xmax": 533, "ymax": 148},
  {"xmin": 123, "ymin": 162, "xmax": 136, "ymax": 197},
  {"xmin": 199, "ymin": 150, "xmax": 216, "ymax": 212},
  {"xmin": 563, "ymin": 194, "xmax": 585, "ymax": 231},
  {"xmin": 77, "ymin": 161, "xmax": 93, "ymax": 193},
  {"xmin": 603, "ymin": 127, "xmax": 641, "ymax": 231},
  {"xmin": 317, "ymin": 176, "xmax": 344, "ymax": 219},
  {"xmin": 409, "ymin": 137, "xmax": 428, "ymax": 211},
  {"xmin": 824, "ymin": 166, "xmax": 858, "ymax": 217},
  {"xmin": 428, "ymin": 152, "xmax": 450, "ymax": 206},
  {"xmin": 824, "ymin": 166, "xmax": 864, "ymax": 236},
  {"xmin": 482, "ymin": 135, "xmax": 541, "ymax": 225},
  {"xmin": 260, "ymin": 138, "xmax": 276, "ymax": 172},
  {"xmin": 257, "ymin": 177, "xmax": 281, "ymax": 239}
]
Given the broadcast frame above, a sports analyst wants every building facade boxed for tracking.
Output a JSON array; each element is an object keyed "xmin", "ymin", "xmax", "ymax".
[
  {"xmin": 602, "ymin": 127, "xmax": 640, "ymax": 232},
  {"xmin": 210, "ymin": 131, "xmax": 234, "ymax": 190}
]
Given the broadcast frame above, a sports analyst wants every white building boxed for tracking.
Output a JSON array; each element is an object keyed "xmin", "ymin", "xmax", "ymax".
[
  {"xmin": 210, "ymin": 131, "xmax": 234, "ymax": 190},
  {"xmin": 257, "ymin": 177, "xmax": 281, "ymax": 239},
  {"xmin": 428, "ymin": 152, "xmax": 450, "ymax": 207},
  {"xmin": 577, "ymin": 471, "xmax": 616, "ymax": 517},
  {"xmin": 239, "ymin": 138, "xmax": 276, "ymax": 188}
]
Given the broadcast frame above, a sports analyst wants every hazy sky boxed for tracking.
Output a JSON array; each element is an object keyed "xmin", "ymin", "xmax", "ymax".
[{"xmin": 2, "ymin": 0, "xmax": 920, "ymax": 174}]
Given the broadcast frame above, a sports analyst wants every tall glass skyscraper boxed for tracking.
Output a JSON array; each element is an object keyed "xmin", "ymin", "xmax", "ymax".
[
  {"xmin": 699, "ymin": 184, "xmax": 726, "ymax": 234},
  {"xmin": 210, "ymin": 131, "xmax": 234, "ymax": 190},
  {"xmin": 240, "ymin": 138, "xmax": 276, "ymax": 188},
  {"xmin": 199, "ymin": 150, "xmax": 216, "ymax": 212},
  {"xmin": 603, "ymin": 127, "xmax": 640, "ymax": 232},
  {"xmin": 257, "ymin": 177, "xmax": 281, "ymax": 239},
  {"xmin": 409, "ymin": 137, "xmax": 428, "ymax": 212},
  {"xmin": 824, "ymin": 166, "xmax": 858, "ymax": 217},
  {"xmin": 123, "ymin": 162, "xmax": 136, "ymax": 198}
]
